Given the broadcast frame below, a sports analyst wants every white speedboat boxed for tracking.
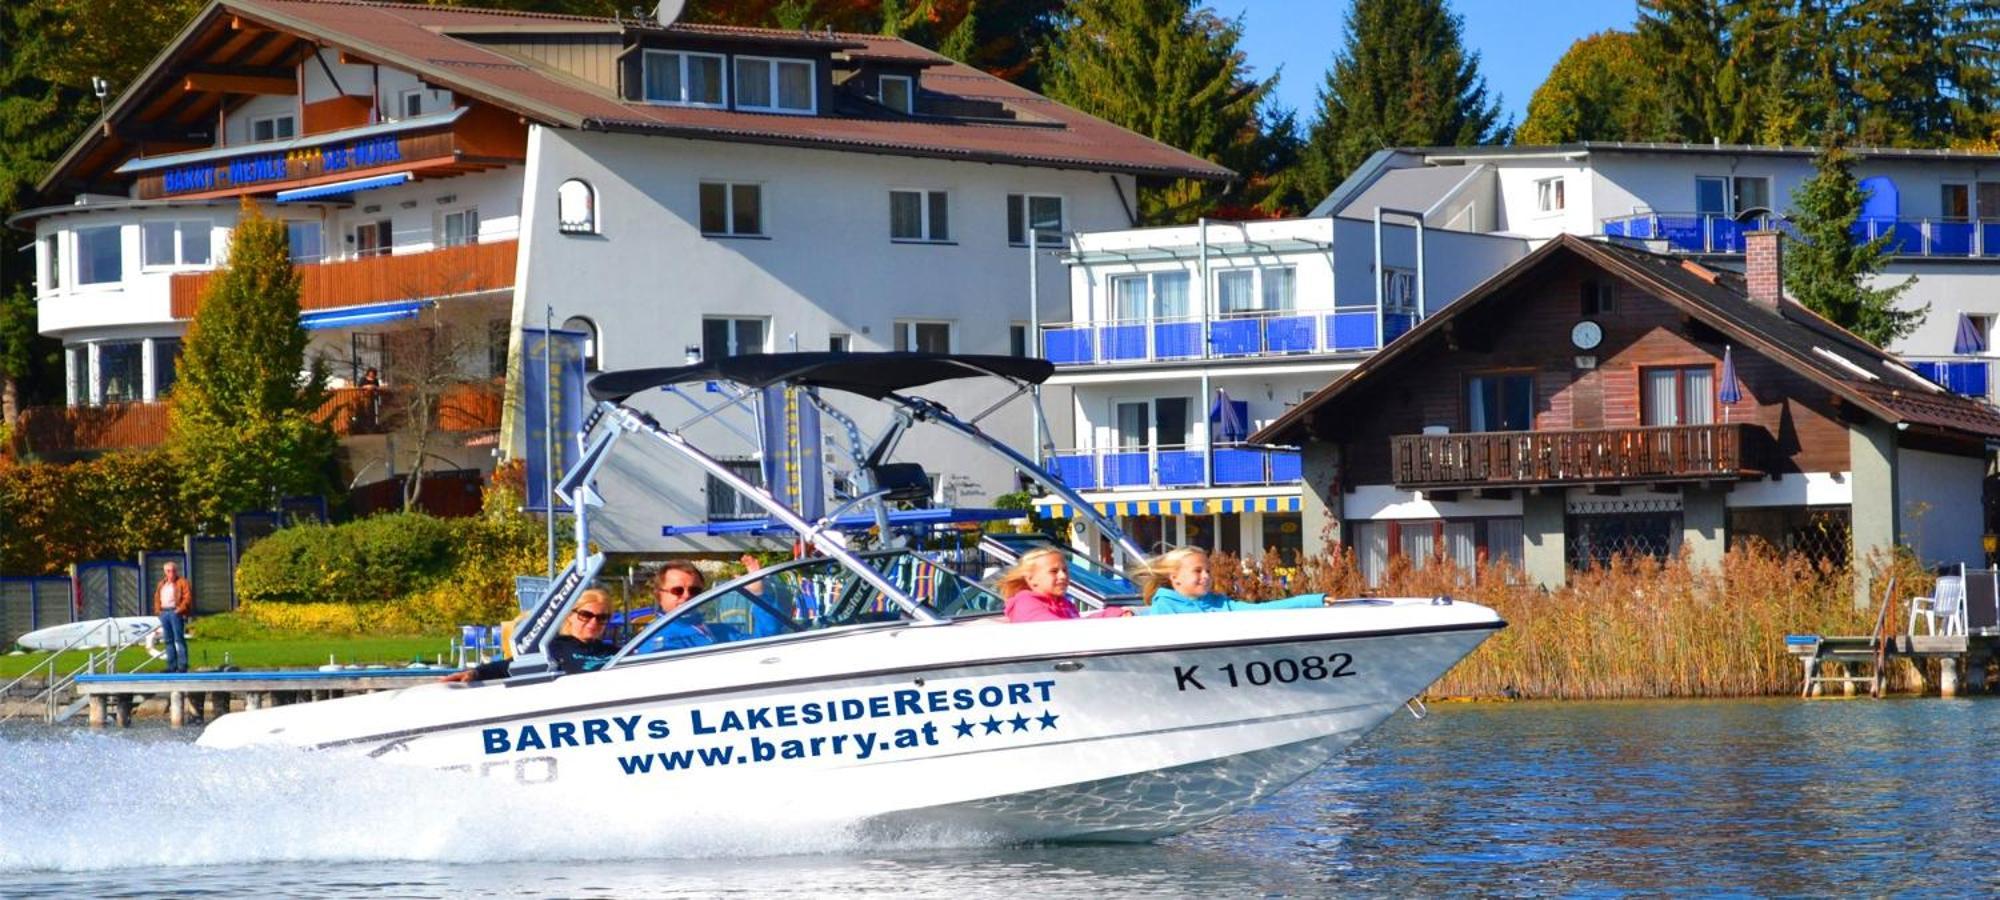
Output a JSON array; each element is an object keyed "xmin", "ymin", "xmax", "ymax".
[{"xmin": 198, "ymin": 352, "xmax": 1502, "ymax": 841}]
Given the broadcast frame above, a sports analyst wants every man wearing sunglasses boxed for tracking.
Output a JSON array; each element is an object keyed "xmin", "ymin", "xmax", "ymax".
[
  {"xmin": 442, "ymin": 589, "xmax": 620, "ymax": 683},
  {"xmin": 633, "ymin": 555, "xmax": 794, "ymax": 653}
]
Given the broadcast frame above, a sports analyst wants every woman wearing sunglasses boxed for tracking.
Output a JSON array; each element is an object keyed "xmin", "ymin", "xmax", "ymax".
[{"xmin": 441, "ymin": 588, "xmax": 621, "ymax": 683}]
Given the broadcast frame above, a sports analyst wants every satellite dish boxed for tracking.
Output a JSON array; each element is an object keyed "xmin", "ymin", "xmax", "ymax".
[{"xmin": 655, "ymin": 0, "xmax": 686, "ymax": 27}]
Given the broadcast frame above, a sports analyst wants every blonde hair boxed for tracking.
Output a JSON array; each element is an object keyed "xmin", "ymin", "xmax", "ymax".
[
  {"xmin": 1136, "ymin": 547, "xmax": 1208, "ymax": 601},
  {"xmin": 997, "ymin": 546, "xmax": 1067, "ymax": 597},
  {"xmin": 562, "ymin": 588, "xmax": 612, "ymax": 638}
]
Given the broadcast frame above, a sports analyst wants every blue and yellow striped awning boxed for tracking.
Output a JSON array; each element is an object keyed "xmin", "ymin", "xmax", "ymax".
[{"xmin": 1037, "ymin": 496, "xmax": 1302, "ymax": 518}]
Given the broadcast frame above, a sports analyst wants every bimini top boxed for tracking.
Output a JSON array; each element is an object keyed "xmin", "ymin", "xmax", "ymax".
[{"xmin": 587, "ymin": 352, "xmax": 1055, "ymax": 402}]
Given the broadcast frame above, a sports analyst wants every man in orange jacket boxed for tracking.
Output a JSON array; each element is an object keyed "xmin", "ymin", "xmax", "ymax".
[{"xmin": 155, "ymin": 561, "xmax": 193, "ymax": 673}]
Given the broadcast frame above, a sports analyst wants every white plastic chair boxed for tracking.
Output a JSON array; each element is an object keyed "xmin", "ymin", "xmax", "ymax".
[{"xmin": 1910, "ymin": 573, "xmax": 1968, "ymax": 636}]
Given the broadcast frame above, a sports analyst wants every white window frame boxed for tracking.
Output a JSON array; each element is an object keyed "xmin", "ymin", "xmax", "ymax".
[
  {"xmin": 557, "ymin": 178, "xmax": 598, "ymax": 235},
  {"xmin": 1731, "ymin": 176, "xmax": 1771, "ymax": 215},
  {"xmin": 699, "ymin": 182, "xmax": 764, "ymax": 237},
  {"xmin": 249, "ymin": 113, "xmax": 296, "ymax": 143},
  {"xmin": 893, "ymin": 319, "xmax": 954, "ymax": 354},
  {"xmin": 439, "ymin": 206, "xmax": 480, "ymax": 247},
  {"xmin": 703, "ymin": 316, "xmax": 770, "ymax": 359},
  {"xmin": 1213, "ymin": 264, "xmax": 1295, "ymax": 316},
  {"xmin": 879, "ymin": 74, "xmax": 914, "ymax": 114},
  {"xmin": 141, "ymin": 220, "xmax": 212, "ymax": 270},
  {"xmin": 733, "ymin": 55, "xmax": 815, "ymax": 114},
  {"xmin": 1007, "ymin": 194, "xmax": 1064, "ymax": 247},
  {"xmin": 286, "ymin": 220, "xmax": 324, "ymax": 263},
  {"xmin": 889, "ymin": 189, "xmax": 950, "ymax": 242},
  {"xmin": 1535, "ymin": 177, "xmax": 1565, "ymax": 214},
  {"xmin": 1107, "ymin": 271, "xmax": 1192, "ymax": 322},
  {"xmin": 828, "ymin": 333, "xmax": 851, "ymax": 353},
  {"xmin": 1107, "ymin": 395, "xmax": 1195, "ymax": 453},
  {"xmin": 396, "ymin": 88, "xmax": 426, "ymax": 120},
  {"xmin": 74, "ymin": 224, "xmax": 124, "ymax": 287},
  {"xmin": 42, "ymin": 232, "xmax": 62, "ymax": 293},
  {"xmin": 642, "ymin": 49, "xmax": 728, "ymax": 109}
]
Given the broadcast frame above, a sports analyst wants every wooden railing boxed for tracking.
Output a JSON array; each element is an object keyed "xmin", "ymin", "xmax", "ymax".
[
  {"xmin": 1391, "ymin": 423, "xmax": 1765, "ymax": 489},
  {"xmin": 11, "ymin": 402, "xmax": 173, "ymax": 457},
  {"xmin": 170, "ymin": 239, "xmax": 518, "ymax": 319},
  {"xmin": 320, "ymin": 382, "xmax": 504, "ymax": 437}
]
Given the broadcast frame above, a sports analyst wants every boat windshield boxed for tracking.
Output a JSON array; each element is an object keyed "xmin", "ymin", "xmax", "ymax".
[{"xmin": 615, "ymin": 550, "xmax": 1005, "ymax": 664}]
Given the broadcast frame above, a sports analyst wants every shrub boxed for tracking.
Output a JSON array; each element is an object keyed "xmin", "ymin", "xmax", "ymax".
[
  {"xmin": 0, "ymin": 448, "xmax": 193, "ymax": 575},
  {"xmin": 236, "ymin": 512, "xmax": 461, "ymax": 605}
]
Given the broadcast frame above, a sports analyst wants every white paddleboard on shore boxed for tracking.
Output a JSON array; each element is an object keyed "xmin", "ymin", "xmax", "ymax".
[{"xmin": 15, "ymin": 617, "xmax": 160, "ymax": 651}]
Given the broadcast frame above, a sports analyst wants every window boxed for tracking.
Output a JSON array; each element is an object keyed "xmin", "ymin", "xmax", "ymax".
[
  {"xmin": 1007, "ymin": 194, "xmax": 1063, "ymax": 246},
  {"xmin": 43, "ymin": 234, "xmax": 61, "ymax": 291},
  {"xmin": 1216, "ymin": 266, "xmax": 1294, "ymax": 315},
  {"xmin": 1980, "ymin": 182, "xmax": 2000, "ymax": 220},
  {"xmin": 1109, "ymin": 272, "xmax": 1190, "ymax": 321},
  {"xmin": 561, "ymin": 315, "xmax": 599, "ymax": 372},
  {"xmin": 250, "ymin": 114, "xmax": 296, "ymax": 143},
  {"xmin": 879, "ymin": 74, "xmax": 913, "ymax": 114},
  {"xmin": 557, "ymin": 179, "xmax": 597, "ymax": 234},
  {"xmin": 97, "ymin": 341, "xmax": 143, "ymax": 404},
  {"xmin": 1262, "ymin": 266, "xmax": 1296, "ymax": 311},
  {"xmin": 1466, "ymin": 373, "xmax": 1534, "ymax": 432},
  {"xmin": 1696, "ymin": 175, "xmax": 1770, "ymax": 216},
  {"xmin": 642, "ymin": 50, "xmax": 726, "ymax": 107},
  {"xmin": 707, "ymin": 459, "xmax": 766, "ymax": 521},
  {"xmin": 828, "ymin": 333, "xmax": 851, "ymax": 353},
  {"xmin": 440, "ymin": 207, "xmax": 479, "ymax": 247},
  {"xmin": 1009, "ymin": 323, "xmax": 1028, "ymax": 357},
  {"xmin": 352, "ymin": 219, "xmax": 392, "ymax": 258},
  {"xmin": 488, "ymin": 319, "xmax": 511, "ymax": 378},
  {"xmin": 76, "ymin": 226, "xmax": 122, "ymax": 285},
  {"xmin": 286, "ymin": 221, "xmax": 323, "ymax": 262},
  {"xmin": 1643, "ymin": 366, "xmax": 1715, "ymax": 426},
  {"xmin": 1944, "ymin": 183, "xmax": 1971, "ymax": 220},
  {"xmin": 1581, "ymin": 279, "xmax": 1614, "ymax": 316},
  {"xmin": 734, "ymin": 56, "xmax": 814, "ymax": 113},
  {"xmin": 397, "ymin": 89, "xmax": 426, "ymax": 119},
  {"xmin": 889, "ymin": 190, "xmax": 949, "ymax": 242},
  {"xmin": 1351, "ymin": 517, "xmax": 1524, "ymax": 586},
  {"xmin": 1113, "ymin": 396, "xmax": 1192, "ymax": 451},
  {"xmin": 699, "ymin": 182, "xmax": 763, "ymax": 236},
  {"xmin": 143, "ymin": 221, "xmax": 211, "ymax": 268},
  {"xmin": 1381, "ymin": 267, "xmax": 1417, "ymax": 311},
  {"xmin": 894, "ymin": 320, "xmax": 952, "ymax": 353},
  {"xmin": 153, "ymin": 338, "xmax": 182, "ymax": 398},
  {"xmin": 1536, "ymin": 177, "xmax": 1565, "ymax": 213},
  {"xmin": 66, "ymin": 345, "xmax": 88, "ymax": 406},
  {"xmin": 703, "ymin": 316, "xmax": 768, "ymax": 359}
]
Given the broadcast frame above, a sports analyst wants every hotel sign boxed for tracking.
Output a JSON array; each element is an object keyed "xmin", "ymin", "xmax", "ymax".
[{"xmin": 136, "ymin": 130, "xmax": 453, "ymax": 200}]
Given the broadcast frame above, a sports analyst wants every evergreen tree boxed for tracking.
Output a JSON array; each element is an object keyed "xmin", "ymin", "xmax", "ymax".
[
  {"xmin": 169, "ymin": 201, "xmax": 336, "ymax": 529},
  {"xmin": 1041, "ymin": 0, "xmax": 1271, "ymax": 222},
  {"xmin": 1516, "ymin": 31, "xmax": 1674, "ymax": 144},
  {"xmin": 1297, "ymin": 0, "xmax": 1506, "ymax": 202},
  {"xmin": 1784, "ymin": 143, "xmax": 1923, "ymax": 346},
  {"xmin": 1635, "ymin": 0, "xmax": 1745, "ymax": 143}
]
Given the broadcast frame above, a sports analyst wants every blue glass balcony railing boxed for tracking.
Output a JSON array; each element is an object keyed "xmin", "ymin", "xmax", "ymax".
[
  {"xmin": 1045, "ymin": 443, "xmax": 1303, "ymax": 490},
  {"xmin": 1042, "ymin": 308, "xmax": 1420, "ymax": 366},
  {"xmin": 1904, "ymin": 356, "xmax": 1993, "ymax": 400},
  {"xmin": 1603, "ymin": 212, "xmax": 2000, "ymax": 258}
]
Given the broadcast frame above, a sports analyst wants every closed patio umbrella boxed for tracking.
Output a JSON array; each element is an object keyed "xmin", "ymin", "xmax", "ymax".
[
  {"xmin": 1955, "ymin": 313, "xmax": 1986, "ymax": 355},
  {"xmin": 1209, "ymin": 388, "xmax": 1248, "ymax": 443},
  {"xmin": 1719, "ymin": 345, "xmax": 1742, "ymax": 422}
]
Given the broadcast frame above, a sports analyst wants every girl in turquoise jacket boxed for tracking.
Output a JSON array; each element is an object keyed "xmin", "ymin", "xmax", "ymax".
[{"xmin": 1139, "ymin": 547, "xmax": 1326, "ymax": 614}]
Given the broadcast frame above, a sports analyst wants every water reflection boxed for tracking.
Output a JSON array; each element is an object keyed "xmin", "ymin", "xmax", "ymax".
[{"xmin": 5, "ymin": 700, "xmax": 1998, "ymax": 896}]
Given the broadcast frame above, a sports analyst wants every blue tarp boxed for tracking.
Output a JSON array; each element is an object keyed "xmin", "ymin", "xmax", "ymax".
[
  {"xmin": 275, "ymin": 171, "xmax": 412, "ymax": 202},
  {"xmin": 299, "ymin": 300, "xmax": 431, "ymax": 330}
]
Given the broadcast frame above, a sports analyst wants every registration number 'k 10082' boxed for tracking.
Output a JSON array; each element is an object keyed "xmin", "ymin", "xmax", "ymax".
[{"xmin": 1173, "ymin": 653, "xmax": 1356, "ymax": 691}]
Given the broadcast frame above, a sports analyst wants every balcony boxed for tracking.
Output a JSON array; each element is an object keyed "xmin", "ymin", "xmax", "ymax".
[
  {"xmin": 321, "ymin": 381, "xmax": 504, "ymax": 437},
  {"xmin": 170, "ymin": 239, "xmax": 518, "ymax": 320},
  {"xmin": 1903, "ymin": 355, "xmax": 1994, "ymax": 402},
  {"xmin": 1391, "ymin": 424, "xmax": 1765, "ymax": 490},
  {"xmin": 1047, "ymin": 443, "xmax": 1302, "ymax": 491},
  {"xmin": 10, "ymin": 402, "xmax": 172, "ymax": 457},
  {"xmin": 1602, "ymin": 212, "xmax": 2000, "ymax": 258},
  {"xmin": 1042, "ymin": 307, "xmax": 1419, "ymax": 367}
]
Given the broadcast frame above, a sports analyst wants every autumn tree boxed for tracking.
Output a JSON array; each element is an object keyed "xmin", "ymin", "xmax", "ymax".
[
  {"xmin": 1784, "ymin": 143, "xmax": 1922, "ymax": 346},
  {"xmin": 1516, "ymin": 31, "xmax": 1674, "ymax": 144},
  {"xmin": 1041, "ymin": 0, "xmax": 1271, "ymax": 222},
  {"xmin": 1296, "ymin": 0, "xmax": 1507, "ymax": 203},
  {"xmin": 169, "ymin": 201, "xmax": 336, "ymax": 528}
]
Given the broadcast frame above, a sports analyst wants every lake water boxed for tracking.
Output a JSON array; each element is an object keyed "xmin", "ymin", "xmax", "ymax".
[{"xmin": 3, "ymin": 698, "xmax": 1994, "ymax": 897}]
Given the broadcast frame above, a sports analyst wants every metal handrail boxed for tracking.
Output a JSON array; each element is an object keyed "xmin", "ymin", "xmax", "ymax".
[{"xmin": 0, "ymin": 619, "xmax": 163, "ymax": 724}]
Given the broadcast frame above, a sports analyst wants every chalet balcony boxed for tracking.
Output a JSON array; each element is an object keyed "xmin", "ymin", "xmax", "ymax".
[
  {"xmin": 1041, "ymin": 307, "xmax": 1420, "ymax": 367},
  {"xmin": 1390, "ymin": 423, "xmax": 1766, "ymax": 491},
  {"xmin": 1047, "ymin": 442, "xmax": 1302, "ymax": 491},
  {"xmin": 322, "ymin": 381, "xmax": 504, "ymax": 437},
  {"xmin": 169, "ymin": 238, "xmax": 518, "ymax": 320},
  {"xmin": 1602, "ymin": 211, "xmax": 2000, "ymax": 258},
  {"xmin": 9, "ymin": 402, "xmax": 172, "ymax": 458}
]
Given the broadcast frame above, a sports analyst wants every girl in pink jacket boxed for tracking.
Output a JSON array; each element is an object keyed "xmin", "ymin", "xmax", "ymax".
[{"xmin": 1000, "ymin": 546, "xmax": 1135, "ymax": 622}]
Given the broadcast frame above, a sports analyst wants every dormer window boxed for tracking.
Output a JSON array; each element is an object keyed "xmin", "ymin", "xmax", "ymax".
[
  {"xmin": 879, "ymin": 74, "xmax": 913, "ymax": 114},
  {"xmin": 643, "ymin": 50, "xmax": 726, "ymax": 108},
  {"xmin": 734, "ymin": 56, "xmax": 814, "ymax": 114},
  {"xmin": 250, "ymin": 114, "xmax": 296, "ymax": 143}
]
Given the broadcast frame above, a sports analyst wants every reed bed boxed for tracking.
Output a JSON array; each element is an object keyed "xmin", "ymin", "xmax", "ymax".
[{"xmin": 1207, "ymin": 543, "xmax": 1932, "ymax": 699}]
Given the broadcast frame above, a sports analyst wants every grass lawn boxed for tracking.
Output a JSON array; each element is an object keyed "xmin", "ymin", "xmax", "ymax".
[{"xmin": 1, "ymin": 616, "xmax": 457, "ymax": 680}]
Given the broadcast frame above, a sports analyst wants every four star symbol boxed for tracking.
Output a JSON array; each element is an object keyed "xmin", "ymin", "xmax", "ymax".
[{"xmin": 954, "ymin": 709, "xmax": 1060, "ymax": 739}]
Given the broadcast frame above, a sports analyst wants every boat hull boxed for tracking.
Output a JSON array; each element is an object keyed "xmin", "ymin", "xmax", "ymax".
[{"xmin": 198, "ymin": 602, "xmax": 1499, "ymax": 840}]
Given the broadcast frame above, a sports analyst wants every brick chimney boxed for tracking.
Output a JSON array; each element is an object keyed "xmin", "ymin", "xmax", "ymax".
[{"xmin": 1744, "ymin": 230, "xmax": 1783, "ymax": 311}]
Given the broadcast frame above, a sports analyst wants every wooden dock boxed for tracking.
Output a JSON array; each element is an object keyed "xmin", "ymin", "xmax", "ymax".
[
  {"xmin": 1787, "ymin": 634, "xmax": 1996, "ymax": 698},
  {"xmin": 73, "ymin": 669, "xmax": 447, "ymax": 728}
]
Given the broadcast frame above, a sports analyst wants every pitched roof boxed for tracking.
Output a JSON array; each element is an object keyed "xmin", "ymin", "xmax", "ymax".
[
  {"xmin": 41, "ymin": 0, "xmax": 1231, "ymax": 194},
  {"xmin": 1255, "ymin": 233, "xmax": 2000, "ymax": 445}
]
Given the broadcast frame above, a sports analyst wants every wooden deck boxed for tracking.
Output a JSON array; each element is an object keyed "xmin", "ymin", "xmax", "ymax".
[
  {"xmin": 74, "ymin": 668, "xmax": 446, "ymax": 728},
  {"xmin": 1787, "ymin": 633, "xmax": 1997, "ymax": 698},
  {"xmin": 1391, "ymin": 423, "xmax": 1764, "ymax": 490}
]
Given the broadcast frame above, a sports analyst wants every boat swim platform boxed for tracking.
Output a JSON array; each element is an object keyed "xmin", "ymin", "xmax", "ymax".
[
  {"xmin": 74, "ymin": 668, "xmax": 445, "ymax": 728},
  {"xmin": 1786, "ymin": 633, "xmax": 1998, "ymax": 698}
]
